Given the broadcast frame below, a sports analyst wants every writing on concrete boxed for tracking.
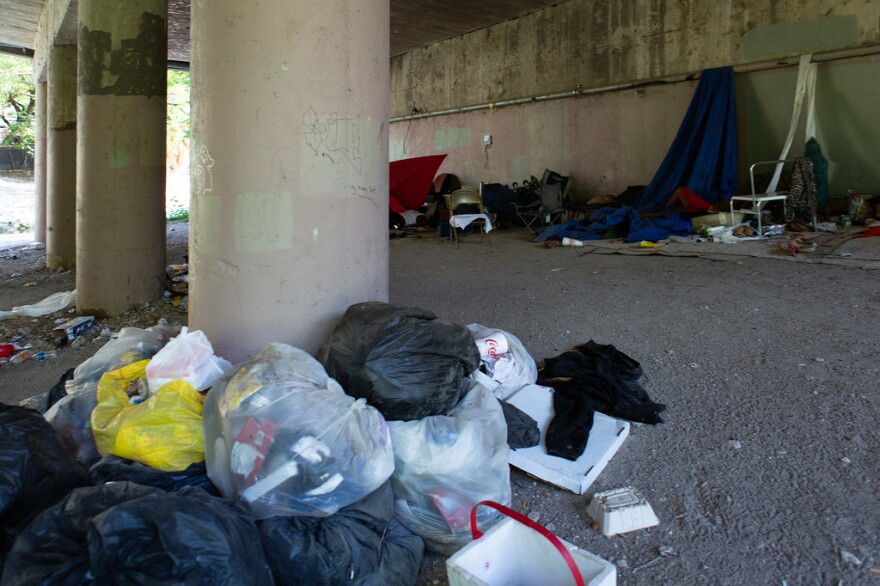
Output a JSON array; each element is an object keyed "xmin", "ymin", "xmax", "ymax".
[{"xmin": 303, "ymin": 106, "xmax": 363, "ymax": 174}]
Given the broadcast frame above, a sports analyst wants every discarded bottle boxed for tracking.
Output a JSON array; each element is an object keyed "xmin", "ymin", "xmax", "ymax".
[
  {"xmin": 10, "ymin": 350, "xmax": 32, "ymax": 365},
  {"xmin": 0, "ymin": 344, "xmax": 13, "ymax": 358},
  {"xmin": 34, "ymin": 350, "xmax": 58, "ymax": 361}
]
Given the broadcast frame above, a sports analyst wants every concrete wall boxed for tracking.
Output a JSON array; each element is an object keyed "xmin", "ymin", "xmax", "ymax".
[{"xmin": 390, "ymin": 0, "xmax": 880, "ymax": 200}]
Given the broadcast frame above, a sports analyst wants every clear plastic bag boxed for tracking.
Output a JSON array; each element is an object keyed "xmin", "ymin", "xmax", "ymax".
[
  {"xmin": 145, "ymin": 327, "xmax": 232, "ymax": 393},
  {"xmin": 203, "ymin": 343, "xmax": 395, "ymax": 520},
  {"xmin": 467, "ymin": 323, "xmax": 538, "ymax": 400},
  {"xmin": 91, "ymin": 361, "xmax": 206, "ymax": 472},
  {"xmin": 44, "ymin": 383, "xmax": 101, "ymax": 467},
  {"xmin": 0, "ymin": 290, "xmax": 76, "ymax": 320},
  {"xmin": 65, "ymin": 325, "xmax": 179, "ymax": 396},
  {"xmin": 388, "ymin": 382, "xmax": 511, "ymax": 555}
]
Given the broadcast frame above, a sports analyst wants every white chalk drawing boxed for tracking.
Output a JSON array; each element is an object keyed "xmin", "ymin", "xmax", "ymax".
[
  {"xmin": 303, "ymin": 106, "xmax": 363, "ymax": 174},
  {"xmin": 351, "ymin": 184, "xmax": 377, "ymax": 203},
  {"xmin": 192, "ymin": 145, "xmax": 215, "ymax": 195}
]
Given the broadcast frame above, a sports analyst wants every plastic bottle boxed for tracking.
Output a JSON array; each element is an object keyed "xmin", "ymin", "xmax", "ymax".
[
  {"xmin": 34, "ymin": 350, "xmax": 58, "ymax": 361},
  {"xmin": 10, "ymin": 350, "xmax": 32, "ymax": 364}
]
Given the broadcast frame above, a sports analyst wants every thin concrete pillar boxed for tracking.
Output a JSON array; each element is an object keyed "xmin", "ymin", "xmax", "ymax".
[
  {"xmin": 76, "ymin": 0, "xmax": 167, "ymax": 315},
  {"xmin": 189, "ymin": 0, "xmax": 390, "ymax": 361},
  {"xmin": 33, "ymin": 80, "xmax": 47, "ymax": 244},
  {"xmin": 46, "ymin": 45, "xmax": 77, "ymax": 269}
]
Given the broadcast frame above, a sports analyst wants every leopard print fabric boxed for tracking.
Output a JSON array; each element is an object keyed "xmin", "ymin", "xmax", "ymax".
[{"xmin": 786, "ymin": 157, "xmax": 816, "ymax": 222}]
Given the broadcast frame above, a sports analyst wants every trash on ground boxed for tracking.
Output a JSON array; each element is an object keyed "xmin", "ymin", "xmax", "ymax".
[
  {"xmin": 446, "ymin": 500, "xmax": 616, "ymax": 586},
  {"xmin": 145, "ymin": 326, "xmax": 231, "ymax": 392},
  {"xmin": 0, "ymin": 405, "xmax": 89, "ymax": 563},
  {"xmin": 467, "ymin": 323, "xmax": 537, "ymax": 399},
  {"xmin": 0, "ymin": 290, "xmax": 76, "ymax": 320},
  {"xmin": 389, "ymin": 382, "xmax": 511, "ymax": 555},
  {"xmin": 319, "ymin": 302, "xmax": 480, "ymax": 421},
  {"xmin": 586, "ymin": 487, "xmax": 660, "ymax": 536},
  {"xmin": 258, "ymin": 481, "xmax": 424, "ymax": 586},
  {"xmin": 91, "ymin": 360, "xmax": 206, "ymax": 471},
  {"xmin": 53, "ymin": 315, "xmax": 97, "ymax": 342},
  {"xmin": 204, "ymin": 343, "xmax": 394, "ymax": 519}
]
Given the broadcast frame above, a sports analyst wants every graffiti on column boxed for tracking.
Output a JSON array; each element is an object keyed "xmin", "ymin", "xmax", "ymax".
[
  {"xmin": 79, "ymin": 12, "xmax": 166, "ymax": 97},
  {"xmin": 303, "ymin": 106, "xmax": 363, "ymax": 174},
  {"xmin": 191, "ymin": 146, "xmax": 215, "ymax": 196}
]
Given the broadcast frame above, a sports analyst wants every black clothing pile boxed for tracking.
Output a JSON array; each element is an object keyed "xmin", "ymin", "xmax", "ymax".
[{"xmin": 539, "ymin": 341, "xmax": 666, "ymax": 461}]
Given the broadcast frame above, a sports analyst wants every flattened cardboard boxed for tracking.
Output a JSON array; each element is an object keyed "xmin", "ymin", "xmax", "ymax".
[{"xmin": 505, "ymin": 384, "xmax": 629, "ymax": 495}]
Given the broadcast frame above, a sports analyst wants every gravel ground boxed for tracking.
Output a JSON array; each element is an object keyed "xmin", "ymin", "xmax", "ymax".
[{"xmin": 1, "ymin": 196, "xmax": 878, "ymax": 584}]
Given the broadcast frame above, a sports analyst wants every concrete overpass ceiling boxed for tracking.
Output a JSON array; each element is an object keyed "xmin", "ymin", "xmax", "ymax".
[{"xmin": 1, "ymin": 0, "xmax": 565, "ymax": 60}]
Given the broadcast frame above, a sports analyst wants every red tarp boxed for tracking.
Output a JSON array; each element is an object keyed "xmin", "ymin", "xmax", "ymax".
[{"xmin": 389, "ymin": 154, "xmax": 447, "ymax": 213}]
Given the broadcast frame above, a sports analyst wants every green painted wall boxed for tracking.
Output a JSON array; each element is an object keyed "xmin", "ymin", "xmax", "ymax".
[{"xmin": 738, "ymin": 55, "xmax": 880, "ymax": 201}]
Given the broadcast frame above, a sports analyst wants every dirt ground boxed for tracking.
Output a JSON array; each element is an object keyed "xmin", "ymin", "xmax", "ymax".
[{"xmin": 1, "ymin": 183, "xmax": 878, "ymax": 584}]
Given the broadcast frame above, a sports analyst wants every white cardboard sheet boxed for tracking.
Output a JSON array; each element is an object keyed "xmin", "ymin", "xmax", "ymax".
[{"xmin": 506, "ymin": 384, "xmax": 629, "ymax": 495}]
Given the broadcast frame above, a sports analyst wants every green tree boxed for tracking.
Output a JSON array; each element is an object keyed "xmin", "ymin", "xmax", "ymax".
[{"xmin": 0, "ymin": 54, "xmax": 35, "ymax": 160}]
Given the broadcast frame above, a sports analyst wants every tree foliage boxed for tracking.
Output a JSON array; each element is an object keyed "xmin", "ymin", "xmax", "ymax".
[{"xmin": 0, "ymin": 54, "xmax": 35, "ymax": 157}]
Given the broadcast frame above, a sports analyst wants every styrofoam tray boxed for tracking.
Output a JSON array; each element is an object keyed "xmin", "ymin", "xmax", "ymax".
[{"xmin": 505, "ymin": 384, "xmax": 629, "ymax": 494}]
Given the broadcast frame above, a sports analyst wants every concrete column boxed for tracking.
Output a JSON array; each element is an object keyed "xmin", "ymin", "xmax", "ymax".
[
  {"xmin": 46, "ymin": 45, "xmax": 77, "ymax": 269},
  {"xmin": 33, "ymin": 81, "xmax": 47, "ymax": 244},
  {"xmin": 189, "ymin": 0, "xmax": 390, "ymax": 362},
  {"xmin": 76, "ymin": 0, "xmax": 167, "ymax": 315}
]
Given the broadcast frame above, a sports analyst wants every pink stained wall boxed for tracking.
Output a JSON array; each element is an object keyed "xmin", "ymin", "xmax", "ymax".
[{"xmin": 390, "ymin": 80, "xmax": 697, "ymax": 199}]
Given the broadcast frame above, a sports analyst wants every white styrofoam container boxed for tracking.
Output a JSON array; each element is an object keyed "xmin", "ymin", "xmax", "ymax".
[
  {"xmin": 586, "ymin": 487, "xmax": 659, "ymax": 536},
  {"xmin": 505, "ymin": 384, "xmax": 629, "ymax": 494},
  {"xmin": 447, "ymin": 516, "xmax": 616, "ymax": 586}
]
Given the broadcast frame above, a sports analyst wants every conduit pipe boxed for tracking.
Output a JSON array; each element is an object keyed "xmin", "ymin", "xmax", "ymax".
[{"xmin": 390, "ymin": 45, "xmax": 880, "ymax": 123}]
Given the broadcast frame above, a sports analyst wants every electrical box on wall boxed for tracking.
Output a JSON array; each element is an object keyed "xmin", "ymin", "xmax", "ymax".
[{"xmin": 483, "ymin": 134, "xmax": 492, "ymax": 146}]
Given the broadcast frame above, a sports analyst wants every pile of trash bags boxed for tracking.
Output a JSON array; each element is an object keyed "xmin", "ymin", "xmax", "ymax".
[{"xmin": 2, "ymin": 302, "xmax": 560, "ymax": 583}]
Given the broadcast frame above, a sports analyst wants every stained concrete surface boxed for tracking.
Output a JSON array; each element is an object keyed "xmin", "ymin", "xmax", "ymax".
[{"xmin": 1, "ymin": 215, "xmax": 878, "ymax": 584}]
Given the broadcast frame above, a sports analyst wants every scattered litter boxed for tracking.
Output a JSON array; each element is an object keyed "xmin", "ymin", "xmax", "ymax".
[
  {"xmin": 840, "ymin": 549, "xmax": 863, "ymax": 567},
  {"xmin": 10, "ymin": 272, "xmax": 21, "ymax": 278},
  {"xmin": 0, "ymin": 290, "xmax": 77, "ymax": 320},
  {"xmin": 561, "ymin": 237, "xmax": 585, "ymax": 247},
  {"xmin": 689, "ymin": 363, "xmax": 699, "ymax": 369},
  {"xmin": 728, "ymin": 440, "xmax": 742, "ymax": 449},
  {"xmin": 658, "ymin": 546, "xmax": 675, "ymax": 557},
  {"xmin": 446, "ymin": 501, "xmax": 616, "ymax": 586},
  {"xmin": 26, "ymin": 242, "xmax": 45, "ymax": 250},
  {"xmin": 617, "ymin": 559, "xmax": 629, "ymax": 569},
  {"xmin": 24, "ymin": 281, "xmax": 36, "ymax": 287},
  {"xmin": 586, "ymin": 487, "xmax": 659, "ymax": 536},
  {"xmin": 841, "ymin": 457, "xmax": 851, "ymax": 464},
  {"xmin": 527, "ymin": 511, "xmax": 541, "ymax": 522}
]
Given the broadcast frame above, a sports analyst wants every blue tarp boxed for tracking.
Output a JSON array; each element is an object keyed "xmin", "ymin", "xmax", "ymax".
[
  {"xmin": 636, "ymin": 67, "xmax": 739, "ymax": 214},
  {"xmin": 538, "ymin": 67, "xmax": 738, "ymax": 243}
]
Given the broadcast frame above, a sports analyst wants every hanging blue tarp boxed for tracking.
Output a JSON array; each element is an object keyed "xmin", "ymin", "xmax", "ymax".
[{"xmin": 635, "ymin": 67, "xmax": 739, "ymax": 214}]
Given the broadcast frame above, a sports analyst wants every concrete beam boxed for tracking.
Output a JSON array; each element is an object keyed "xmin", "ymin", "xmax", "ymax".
[{"xmin": 32, "ymin": 0, "xmax": 77, "ymax": 81}]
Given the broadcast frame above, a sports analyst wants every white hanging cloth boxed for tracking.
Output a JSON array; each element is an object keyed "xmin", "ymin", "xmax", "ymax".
[{"xmin": 767, "ymin": 54, "xmax": 818, "ymax": 194}]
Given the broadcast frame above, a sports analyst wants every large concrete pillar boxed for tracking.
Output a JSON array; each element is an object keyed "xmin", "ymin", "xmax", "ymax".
[
  {"xmin": 76, "ymin": 0, "xmax": 167, "ymax": 315},
  {"xmin": 33, "ymin": 81, "xmax": 47, "ymax": 244},
  {"xmin": 189, "ymin": 0, "xmax": 390, "ymax": 362},
  {"xmin": 46, "ymin": 45, "xmax": 77, "ymax": 269}
]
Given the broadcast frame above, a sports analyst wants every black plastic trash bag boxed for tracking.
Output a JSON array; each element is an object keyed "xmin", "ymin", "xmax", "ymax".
[
  {"xmin": 0, "ymin": 404, "xmax": 89, "ymax": 566},
  {"xmin": 258, "ymin": 481, "xmax": 423, "ymax": 586},
  {"xmin": 500, "ymin": 401, "xmax": 540, "ymax": 449},
  {"xmin": 88, "ymin": 487, "xmax": 275, "ymax": 585},
  {"xmin": 2, "ymin": 482, "xmax": 164, "ymax": 585},
  {"xmin": 319, "ymin": 302, "xmax": 480, "ymax": 421},
  {"xmin": 89, "ymin": 455, "xmax": 220, "ymax": 496}
]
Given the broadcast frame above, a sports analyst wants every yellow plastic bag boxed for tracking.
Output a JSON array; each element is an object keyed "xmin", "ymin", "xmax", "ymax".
[{"xmin": 91, "ymin": 360, "xmax": 206, "ymax": 472}]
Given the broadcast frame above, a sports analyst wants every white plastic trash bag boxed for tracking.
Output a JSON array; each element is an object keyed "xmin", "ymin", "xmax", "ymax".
[
  {"xmin": 203, "ymin": 343, "xmax": 395, "ymax": 520},
  {"xmin": 0, "ymin": 290, "xmax": 76, "ymax": 320},
  {"xmin": 145, "ymin": 327, "xmax": 232, "ymax": 392},
  {"xmin": 389, "ymin": 382, "xmax": 511, "ymax": 555},
  {"xmin": 467, "ymin": 324, "xmax": 537, "ymax": 400}
]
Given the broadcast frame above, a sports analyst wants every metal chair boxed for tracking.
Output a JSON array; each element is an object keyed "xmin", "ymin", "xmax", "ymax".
[
  {"xmin": 510, "ymin": 170, "xmax": 568, "ymax": 235},
  {"xmin": 446, "ymin": 188, "xmax": 492, "ymax": 248},
  {"xmin": 729, "ymin": 159, "xmax": 797, "ymax": 236}
]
